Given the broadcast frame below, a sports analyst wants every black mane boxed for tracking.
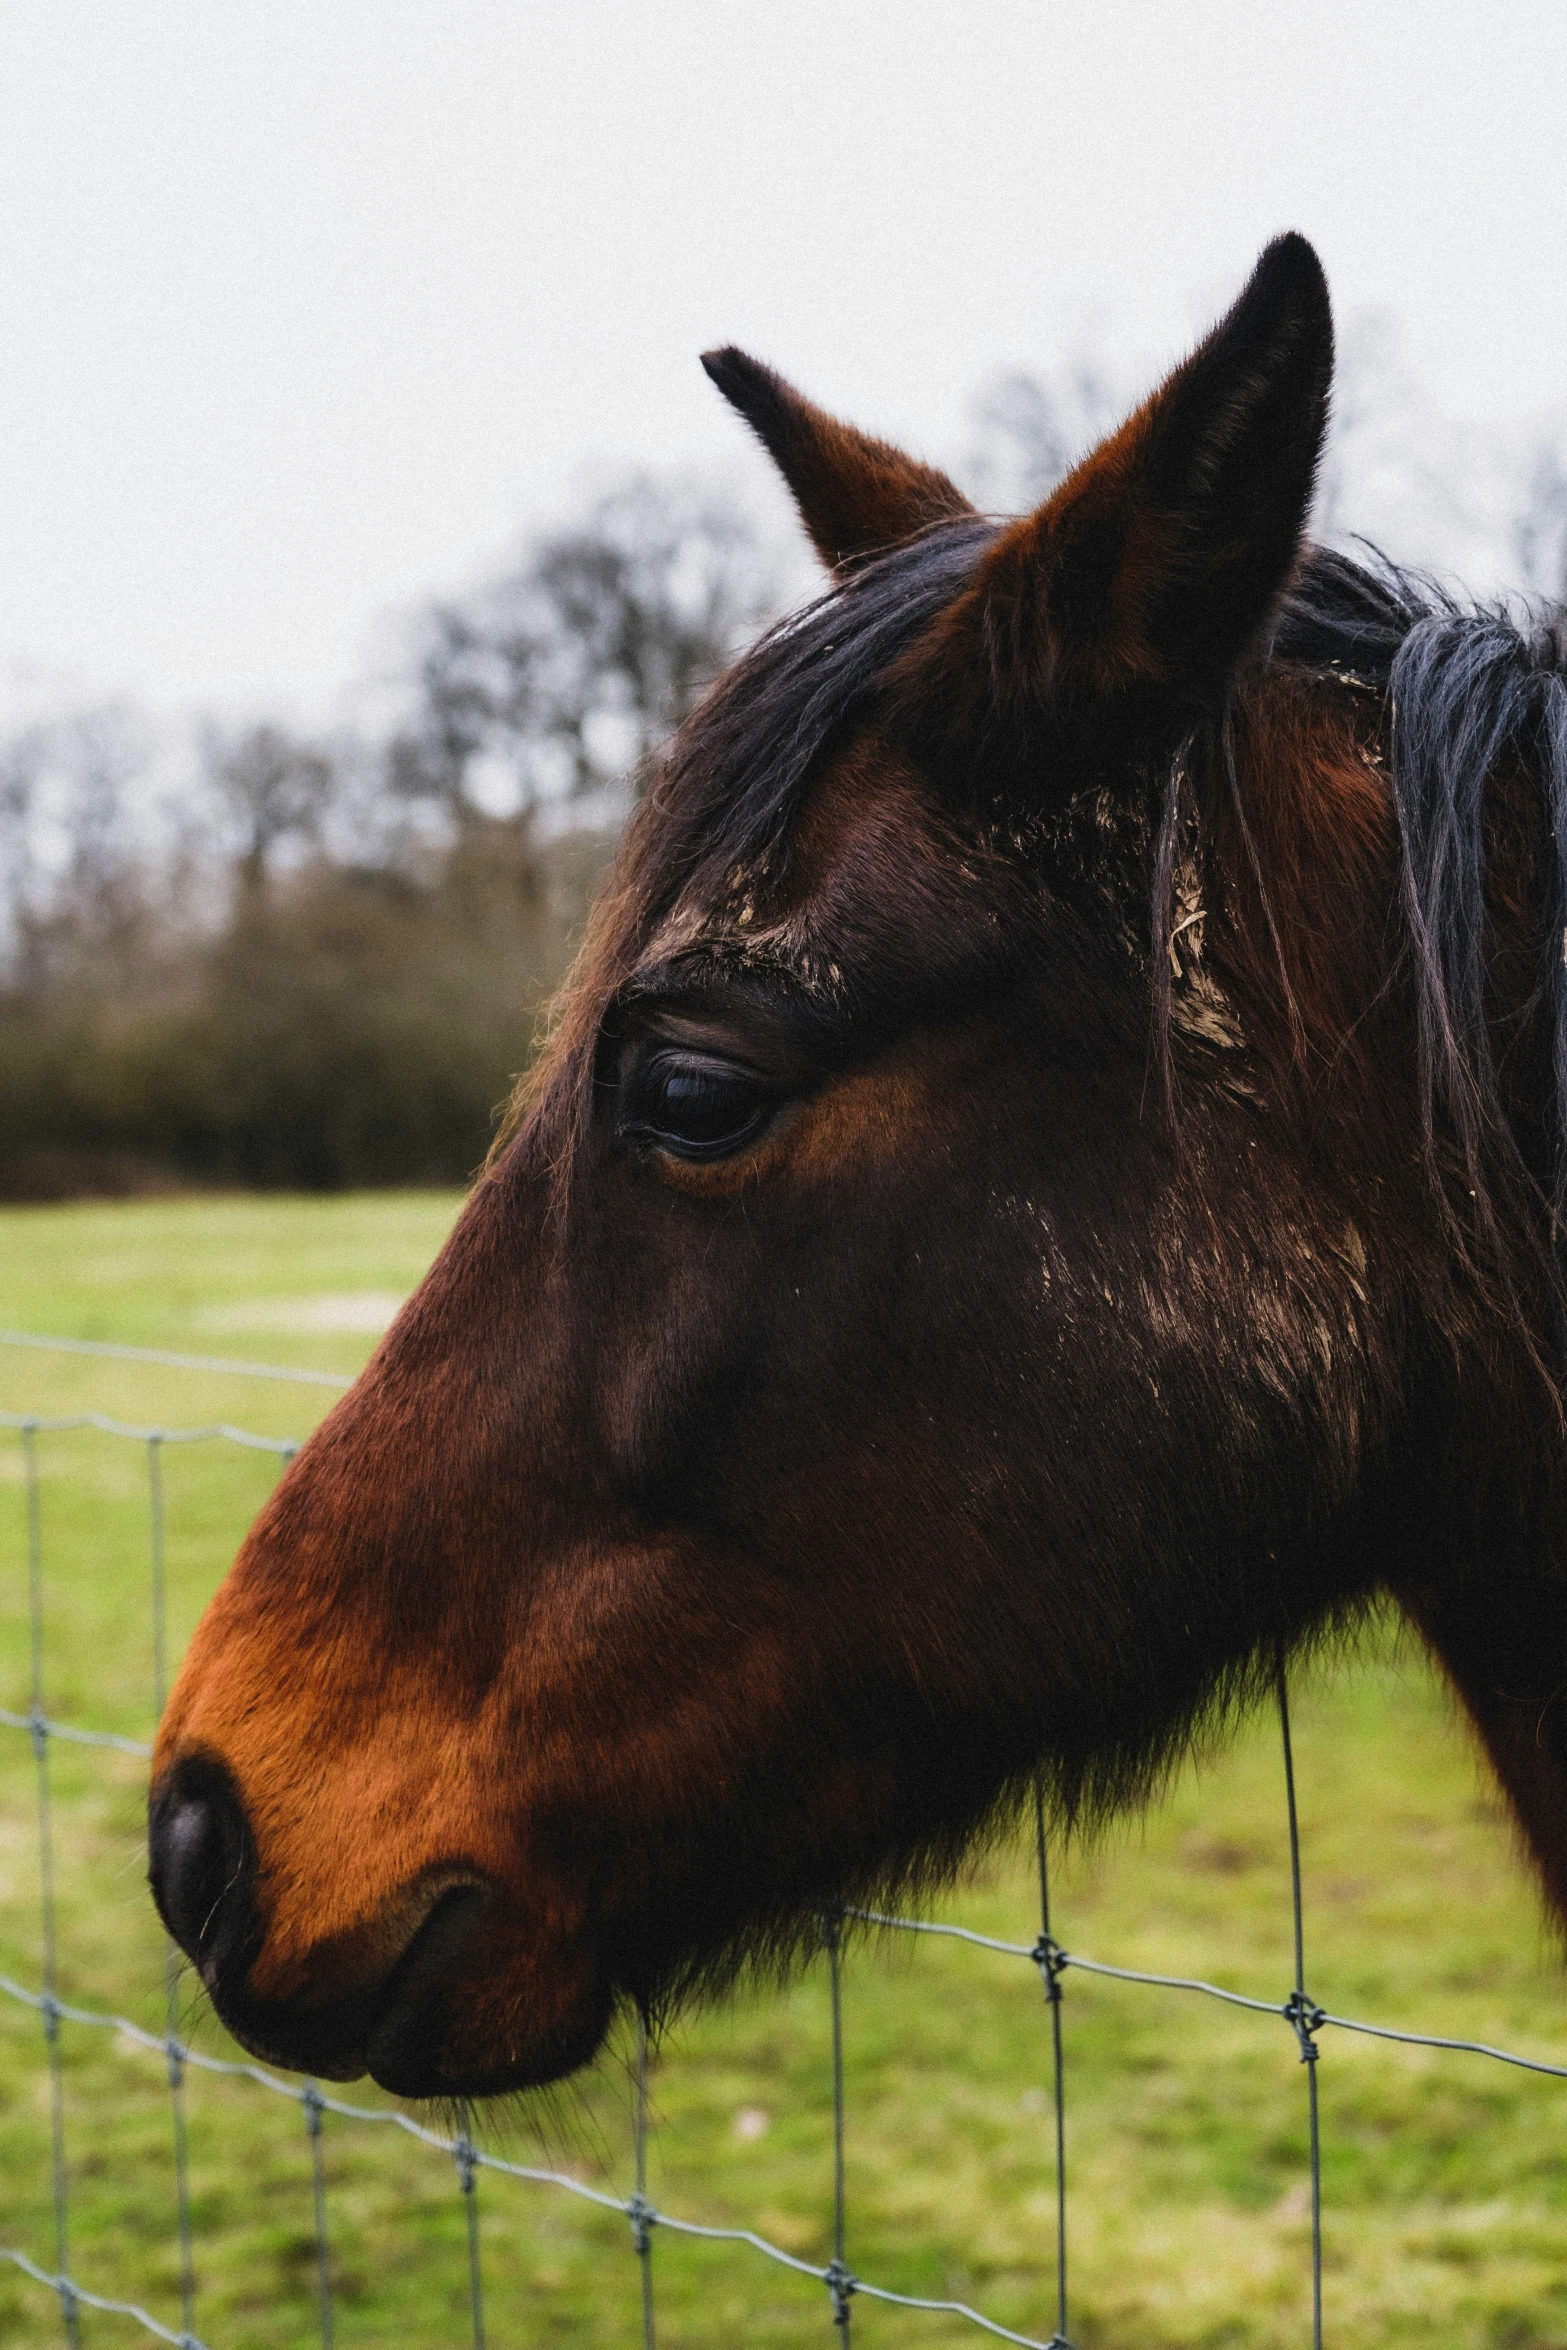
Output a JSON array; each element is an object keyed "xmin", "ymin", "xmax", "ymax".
[{"xmin": 1280, "ymin": 548, "xmax": 1567, "ymax": 1277}]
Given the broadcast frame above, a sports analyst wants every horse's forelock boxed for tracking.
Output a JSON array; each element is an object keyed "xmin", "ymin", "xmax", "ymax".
[{"xmin": 639, "ymin": 514, "xmax": 999, "ymax": 915}]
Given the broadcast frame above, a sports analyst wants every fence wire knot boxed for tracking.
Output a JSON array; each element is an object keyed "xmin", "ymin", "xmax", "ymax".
[
  {"xmin": 164, "ymin": 2032, "xmax": 186, "ymax": 2092},
  {"xmin": 1031, "ymin": 1931, "xmax": 1068, "ymax": 2003},
  {"xmin": 824, "ymin": 2256, "xmax": 856, "ymax": 2328},
  {"xmin": 302, "ymin": 2082, "xmax": 325, "ymax": 2139},
  {"xmin": 1284, "ymin": 1987, "xmax": 1326, "ymax": 2063},
  {"xmin": 626, "ymin": 2189, "xmax": 655, "ymax": 2258},
  {"xmin": 39, "ymin": 1990, "xmax": 61, "ymax": 2046},
  {"xmin": 27, "ymin": 1705, "xmax": 49, "ymax": 1761},
  {"xmin": 454, "ymin": 2132, "xmax": 478, "ymax": 2195}
]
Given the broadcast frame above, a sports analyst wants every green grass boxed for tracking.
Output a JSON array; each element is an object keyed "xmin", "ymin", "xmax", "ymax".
[{"xmin": 3, "ymin": 1193, "xmax": 1567, "ymax": 2347}]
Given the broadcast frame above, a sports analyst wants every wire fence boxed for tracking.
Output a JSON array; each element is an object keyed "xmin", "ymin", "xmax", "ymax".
[{"xmin": 3, "ymin": 1334, "xmax": 1567, "ymax": 2346}]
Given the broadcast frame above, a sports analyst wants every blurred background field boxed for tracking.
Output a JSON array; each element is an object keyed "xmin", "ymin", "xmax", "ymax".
[{"xmin": 3, "ymin": 1195, "xmax": 1567, "ymax": 2348}]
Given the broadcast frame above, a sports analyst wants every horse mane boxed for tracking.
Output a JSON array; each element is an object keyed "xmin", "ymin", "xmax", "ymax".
[{"xmin": 1271, "ymin": 548, "xmax": 1567, "ymax": 1311}]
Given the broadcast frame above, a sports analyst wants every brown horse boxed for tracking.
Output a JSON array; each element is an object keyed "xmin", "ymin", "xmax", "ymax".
[{"xmin": 150, "ymin": 234, "xmax": 1567, "ymax": 2099}]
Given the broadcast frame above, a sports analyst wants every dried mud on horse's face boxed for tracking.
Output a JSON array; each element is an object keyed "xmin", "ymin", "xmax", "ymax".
[{"xmin": 152, "ymin": 235, "xmax": 1567, "ymax": 2098}]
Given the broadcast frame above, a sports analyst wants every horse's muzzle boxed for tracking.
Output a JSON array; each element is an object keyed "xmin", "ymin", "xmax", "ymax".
[
  {"xmin": 148, "ymin": 1758, "xmax": 609, "ymax": 2095},
  {"xmin": 148, "ymin": 1754, "xmax": 481, "ymax": 2088}
]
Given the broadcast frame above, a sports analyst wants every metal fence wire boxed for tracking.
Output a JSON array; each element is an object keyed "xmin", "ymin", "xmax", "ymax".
[{"xmin": 4, "ymin": 1345, "xmax": 1567, "ymax": 2347}]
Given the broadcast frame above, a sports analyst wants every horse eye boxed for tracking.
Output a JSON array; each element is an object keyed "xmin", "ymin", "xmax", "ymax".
[{"xmin": 619, "ymin": 1051, "xmax": 778, "ymax": 1160}]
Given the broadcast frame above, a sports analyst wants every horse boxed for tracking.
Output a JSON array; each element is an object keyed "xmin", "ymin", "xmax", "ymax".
[{"xmin": 149, "ymin": 233, "xmax": 1567, "ymax": 2101}]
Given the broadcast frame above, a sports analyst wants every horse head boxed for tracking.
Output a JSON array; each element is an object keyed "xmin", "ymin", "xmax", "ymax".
[{"xmin": 150, "ymin": 234, "xmax": 1567, "ymax": 2097}]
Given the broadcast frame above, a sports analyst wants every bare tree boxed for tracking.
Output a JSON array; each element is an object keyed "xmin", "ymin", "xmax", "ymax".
[
  {"xmin": 1510, "ymin": 441, "xmax": 1567, "ymax": 606},
  {"xmin": 387, "ymin": 475, "xmax": 779, "ymax": 831},
  {"xmin": 0, "ymin": 704, "xmax": 157, "ymax": 989},
  {"xmin": 207, "ymin": 723, "xmax": 336, "ymax": 894},
  {"xmin": 0, "ymin": 728, "xmax": 38, "ymax": 978}
]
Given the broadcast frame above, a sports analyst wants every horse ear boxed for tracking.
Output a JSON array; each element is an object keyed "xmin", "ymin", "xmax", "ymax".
[
  {"xmin": 907, "ymin": 234, "xmax": 1333, "ymax": 749},
  {"xmin": 701, "ymin": 346, "xmax": 975, "ymax": 577}
]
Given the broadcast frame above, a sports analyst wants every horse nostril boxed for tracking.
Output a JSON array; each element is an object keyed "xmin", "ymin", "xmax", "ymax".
[
  {"xmin": 148, "ymin": 1762, "xmax": 256, "ymax": 1983},
  {"xmin": 159, "ymin": 1800, "xmax": 225, "ymax": 1943}
]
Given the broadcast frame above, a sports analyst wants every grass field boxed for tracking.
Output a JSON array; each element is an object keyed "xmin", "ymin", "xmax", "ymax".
[{"xmin": 3, "ymin": 1193, "xmax": 1567, "ymax": 2348}]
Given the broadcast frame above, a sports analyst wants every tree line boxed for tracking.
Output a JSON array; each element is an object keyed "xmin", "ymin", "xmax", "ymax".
[
  {"xmin": 4, "ymin": 344, "xmax": 1565, "ymax": 1199},
  {"xmin": 0, "ymin": 478, "xmax": 780, "ymax": 1197}
]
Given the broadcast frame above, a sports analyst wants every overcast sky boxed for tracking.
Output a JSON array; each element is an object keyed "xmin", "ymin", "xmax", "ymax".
[{"xmin": 4, "ymin": 1, "xmax": 1567, "ymax": 729}]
